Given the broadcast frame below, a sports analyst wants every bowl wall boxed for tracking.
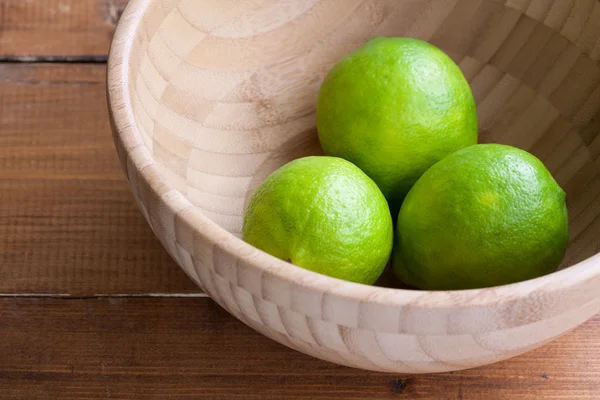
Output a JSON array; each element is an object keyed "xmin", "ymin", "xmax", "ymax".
[{"xmin": 108, "ymin": 0, "xmax": 600, "ymax": 373}]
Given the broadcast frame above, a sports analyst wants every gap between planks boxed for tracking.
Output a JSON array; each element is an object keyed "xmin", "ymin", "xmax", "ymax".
[
  {"xmin": 0, "ymin": 293, "xmax": 209, "ymax": 299},
  {"xmin": 0, "ymin": 55, "xmax": 108, "ymax": 64}
]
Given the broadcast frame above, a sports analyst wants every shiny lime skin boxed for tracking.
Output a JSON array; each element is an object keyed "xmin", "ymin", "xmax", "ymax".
[
  {"xmin": 243, "ymin": 156, "xmax": 393, "ymax": 285},
  {"xmin": 317, "ymin": 37, "xmax": 478, "ymax": 215},
  {"xmin": 393, "ymin": 144, "xmax": 569, "ymax": 290}
]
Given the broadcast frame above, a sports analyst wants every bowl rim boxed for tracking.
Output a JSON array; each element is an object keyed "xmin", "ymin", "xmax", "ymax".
[{"xmin": 107, "ymin": 0, "xmax": 600, "ymax": 310}]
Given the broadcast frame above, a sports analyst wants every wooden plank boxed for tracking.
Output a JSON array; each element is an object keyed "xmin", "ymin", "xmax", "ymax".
[
  {"xmin": 0, "ymin": 0, "xmax": 128, "ymax": 57},
  {"xmin": 0, "ymin": 63, "xmax": 198, "ymax": 294},
  {"xmin": 0, "ymin": 296, "xmax": 599, "ymax": 399}
]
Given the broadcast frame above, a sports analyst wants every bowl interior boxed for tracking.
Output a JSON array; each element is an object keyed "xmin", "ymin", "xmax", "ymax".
[{"xmin": 126, "ymin": 0, "xmax": 600, "ymax": 276}]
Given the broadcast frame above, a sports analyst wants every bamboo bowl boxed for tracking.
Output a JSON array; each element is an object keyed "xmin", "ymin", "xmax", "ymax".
[{"xmin": 107, "ymin": 0, "xmax": 600, "ymax": 373}]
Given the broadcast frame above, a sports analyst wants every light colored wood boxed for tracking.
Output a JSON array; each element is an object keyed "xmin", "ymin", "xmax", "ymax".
[
  {"xmin": 0, "ymin": 63, "xmax": 199, "ymax": 295},
  {"xmin": 108, "ymin": 0, "xmax": 600, "ymax": 373}
]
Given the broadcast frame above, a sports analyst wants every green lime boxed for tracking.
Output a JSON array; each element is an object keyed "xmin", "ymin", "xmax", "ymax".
[
  {"xmin": 393, "ymin": 144, "xmax": 569, "ymax": 290},
  {"xmin": 317, "ymin": 36, "xmax": 478, "ymax": 214},
  {"xmin": 243, "ymin": 156, "xmax": 393, "ymax": 285}
]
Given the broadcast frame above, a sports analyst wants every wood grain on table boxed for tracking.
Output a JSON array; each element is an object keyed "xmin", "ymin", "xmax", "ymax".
[{"xmin": 0, "ymin": 1, "xmax": 599, "ymax": 398}]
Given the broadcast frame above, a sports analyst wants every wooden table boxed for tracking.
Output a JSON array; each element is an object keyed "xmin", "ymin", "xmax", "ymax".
[{"xmin": 1, "ymin": 1, "xmax": 599, "ymax": 399}]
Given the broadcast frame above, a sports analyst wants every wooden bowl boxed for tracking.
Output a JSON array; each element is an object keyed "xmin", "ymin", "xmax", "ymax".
[{"xmin": 107, "ymin": 0, "xmax": 600, "ymax": 373}]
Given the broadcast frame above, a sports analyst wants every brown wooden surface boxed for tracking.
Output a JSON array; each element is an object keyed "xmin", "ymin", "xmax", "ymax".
[
  {"xmin": 0, "ymin": 297, "xmax": 599, "ymax": 400},
  {"xmin": 0, "ymin": 0, "xmax": 128, "ymax": 58},
  {"xmin": 0, "ymin": 63, "xmax": 198, "ymax": 295},
  {"xmin": 1, "ymin": 1, "xmax": 599, "ymax": 398}
]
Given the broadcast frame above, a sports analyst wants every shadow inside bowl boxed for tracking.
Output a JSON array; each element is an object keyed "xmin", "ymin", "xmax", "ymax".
[{"xmin": 123, "ymin": 0, "xmax": 600, "ymax": 274}]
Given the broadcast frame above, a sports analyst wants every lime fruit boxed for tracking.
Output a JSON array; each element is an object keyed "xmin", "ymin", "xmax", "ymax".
[
  {"xmin": 243, "ymin": 156, "xmax": 393, "ymax": 285},
  {"xmin": 393, "ymin": 144, "xmax": 569, "ymax": 290},
  {"xmin": 317, "ymin": 36, "xmax": 478, "ymax": 214}
]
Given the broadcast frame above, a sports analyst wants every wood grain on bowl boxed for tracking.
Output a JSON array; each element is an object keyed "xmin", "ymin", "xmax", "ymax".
[{"xmin": 108, "ymin": 0, "xmax": 600, "ymax": 373}]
